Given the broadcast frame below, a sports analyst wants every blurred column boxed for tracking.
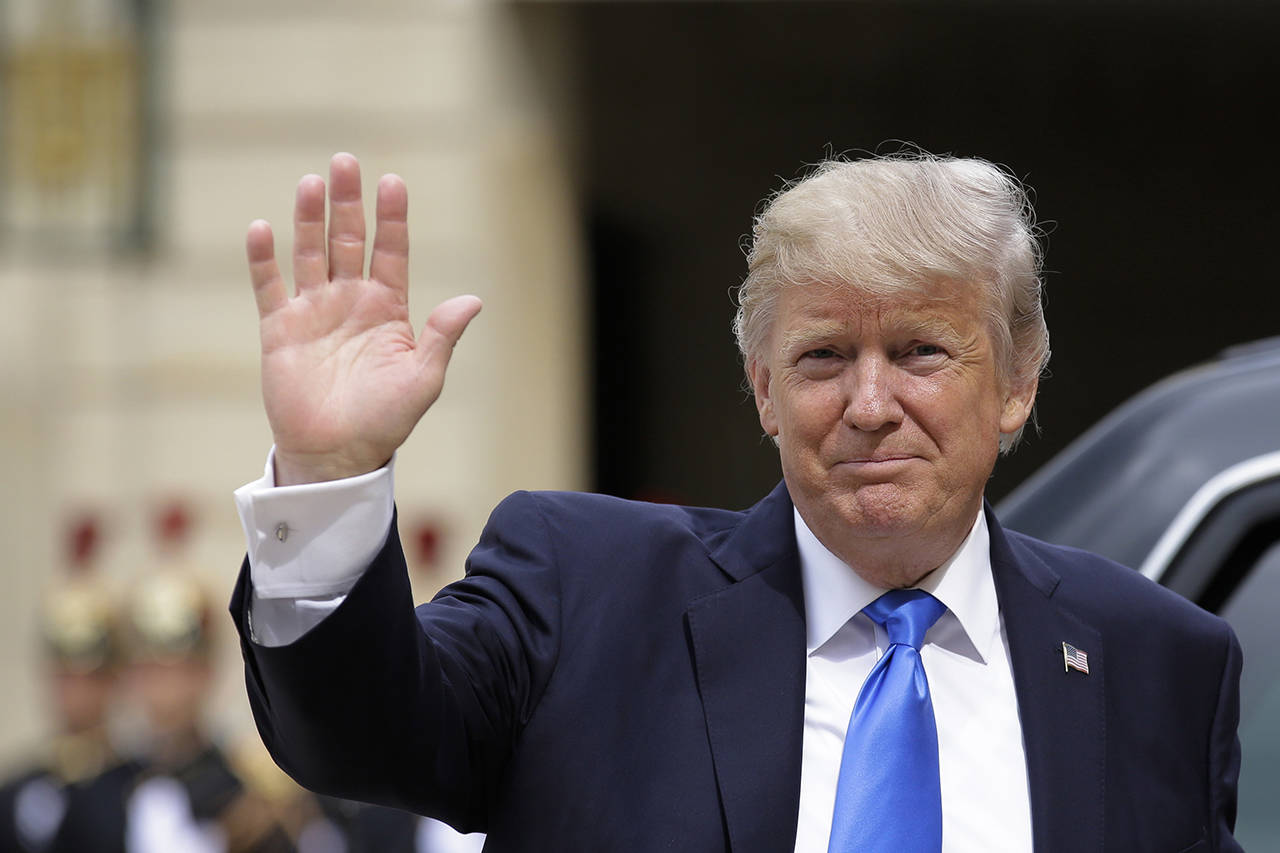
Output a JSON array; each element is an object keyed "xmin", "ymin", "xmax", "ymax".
[{"xmin": 0, "ymin": 0, "xmax": 587, "ymax": 767}]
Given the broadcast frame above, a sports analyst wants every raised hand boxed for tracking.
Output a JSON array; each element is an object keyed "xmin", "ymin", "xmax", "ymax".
[{"xmin": 246, "ymin": 153, "xmax": 482, "ymax": 485}]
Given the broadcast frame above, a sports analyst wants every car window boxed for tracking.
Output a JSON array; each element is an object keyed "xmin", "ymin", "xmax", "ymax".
[{"xmin": 1219, "ymin": 539, "xmax": 1280, "ymax": 848}]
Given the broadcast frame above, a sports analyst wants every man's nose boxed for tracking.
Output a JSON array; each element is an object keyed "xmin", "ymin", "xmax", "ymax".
[{"xmin": 842, "ymin": 355, "xmax": 904, "ymax": 431}]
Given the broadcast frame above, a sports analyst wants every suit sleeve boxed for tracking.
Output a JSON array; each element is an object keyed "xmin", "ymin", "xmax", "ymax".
[
  {"xmin": 1207, "ymin": 624, "xmax": 1244, "ymax": 853},
  {"xmin": 229, "ymin": 492, "xmax": 562, "ymax": 833}
]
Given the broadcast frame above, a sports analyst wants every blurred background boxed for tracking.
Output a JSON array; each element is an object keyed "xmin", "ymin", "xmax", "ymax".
[{"xmin": 1, "ymin": 0, "xmax": 1278, "ymax": 843}]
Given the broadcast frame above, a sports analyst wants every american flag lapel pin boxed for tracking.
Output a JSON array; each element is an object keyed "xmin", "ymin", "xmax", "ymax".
[{"xmin": 1062, "ymin": 642, "xmax": 1090, "ymax": 675}]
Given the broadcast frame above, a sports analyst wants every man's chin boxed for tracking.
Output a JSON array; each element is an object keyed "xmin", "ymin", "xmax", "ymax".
[
  {"xmin": 827, "ymin": 485, "xmax": 982, "ymax": 552},
  {"xmin": 843, "ymin": 512, "xmax": 925, "ymax": 541},
  {"xmin": 804, "ymin": 485, "xmax": 930, "ymax": 540}
]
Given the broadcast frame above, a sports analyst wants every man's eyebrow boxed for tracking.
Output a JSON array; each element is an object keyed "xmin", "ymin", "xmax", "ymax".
[
  {"xmin": 778, "ymin": 313, "xmax": 965, "ymax": 352},
  {"xmin": 896, "ymin": 314, "xmax": 966, "ymax": 342},
  {"xmin": 778, "ymin": 322, "xmax": 848, "ymax": 352}
]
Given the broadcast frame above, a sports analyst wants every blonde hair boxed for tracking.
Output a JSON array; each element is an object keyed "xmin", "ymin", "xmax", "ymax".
[{"xmin": 733, "ymin": 153, "xmax": 1050, "ymax": 451}]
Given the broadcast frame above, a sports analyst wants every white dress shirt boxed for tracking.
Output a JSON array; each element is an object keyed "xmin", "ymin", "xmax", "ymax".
[
  {"xmin": 792, "ymin": 508, "xmax": 1032, "ymax": 852},
  {"xmin": 235, "ymin": 453, "xmax": 1033, "ymax": 851}
]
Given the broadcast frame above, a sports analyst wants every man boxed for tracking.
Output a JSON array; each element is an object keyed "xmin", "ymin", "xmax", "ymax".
[
  {"xmin": 124, "ymin": 570, "xmax": 298, "ymax": 853},
  {"xmin": 231, "ymin": 152, "xmax": 1242, "ymax": 851},
  {"xmin": 0, "ymin": 576, "xmax": 139, "ymax": 853}
]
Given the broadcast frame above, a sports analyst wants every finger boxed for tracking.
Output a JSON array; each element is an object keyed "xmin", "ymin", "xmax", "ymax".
[
  {"xmin": 293, "ymin": 174, "xmax": 327, "ymax": 292},
  {"xmin": 246, "ymin": 219, "xmax": 288, "ymax": 317},
  {"xmin": 327, "ymin": 152, "xmax": 366, "ymax": 281},
  {"xmin": 369, "ymin": 174, "xmax": 409, "ymax": 295},
  {"xmin": 417, "ymin": 295, "xmax": 484, "ymax": 368}
]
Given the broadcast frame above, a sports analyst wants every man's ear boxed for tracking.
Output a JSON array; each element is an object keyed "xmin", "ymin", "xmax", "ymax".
[
  {"xmin": 747, "ymin": 357, "xmax": 779, "ymax": 438},
  {"xmin": 1000, "ymin": 374, "xmax": 1039, "ymax": 435}
]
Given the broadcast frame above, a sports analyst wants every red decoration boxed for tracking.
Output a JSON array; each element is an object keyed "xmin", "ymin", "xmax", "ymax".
[
  {"xmin": 66, "ymin": 513, "xmax": 100, "ymax": 575},
  {"xmin": 154, "ymin": 499, "xmax": 192, "ymax": 548},
  {"xmin": 411, "ymin": 520, "xmax": 445, "ymax": 571}
]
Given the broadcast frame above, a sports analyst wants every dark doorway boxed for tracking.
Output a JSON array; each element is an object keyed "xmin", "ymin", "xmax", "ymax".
[{"xmin": 519, "ymin": 2, "xmax": 1280, "ymax": 509}]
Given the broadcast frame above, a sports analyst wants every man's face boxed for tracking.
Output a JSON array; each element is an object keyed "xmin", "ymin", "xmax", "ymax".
[
  {"xmin": 50, "ymin": 668, "xmax": 115, "ymax": 733},
  {"xmin": 128, "ymin": 658, "xmax": 211, "ymax": 736},
  {"xmin": 748, "ymin": 279, "xmax": 1036, "ymax": 585}
]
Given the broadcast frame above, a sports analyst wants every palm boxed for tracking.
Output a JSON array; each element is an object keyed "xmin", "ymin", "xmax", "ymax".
[
  {"xmin": 247, "ymin": 154, "xmax": 481, "ymax": 484},
  {"xmin": 260, "ymin": 275, "xmax": 415, "ymax": 461}
]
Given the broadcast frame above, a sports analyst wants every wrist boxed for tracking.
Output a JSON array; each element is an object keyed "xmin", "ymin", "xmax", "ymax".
[{"xmin": 272, "ymin": 448, "xmax": 387, "ymax": 486}]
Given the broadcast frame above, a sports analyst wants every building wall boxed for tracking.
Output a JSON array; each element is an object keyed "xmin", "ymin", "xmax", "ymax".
[{"xmin": 0, "ymin": 0, "xmax": 585, "ymax": 764}]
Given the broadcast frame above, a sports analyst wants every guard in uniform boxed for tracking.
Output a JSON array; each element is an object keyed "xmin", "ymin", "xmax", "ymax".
[
  {"xmin": 122, "ymin": 570, "xmax": 295, "ymax": 853},
  {"xmin": 122, "ymin": 569, "xmax": 481, "ymax": 853},
  {"xmin": 0, "ymin": 577, "xmax": 139, "ymax": 853}
]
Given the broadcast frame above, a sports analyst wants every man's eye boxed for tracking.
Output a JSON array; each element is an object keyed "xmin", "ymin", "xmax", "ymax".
[
  {"xmin": 803, "ymin": 348, "xmax": 837, "ymax": 360},
  {"xmin": 909, "ymin": 344, "xmax": 944, "ymax": 358}
]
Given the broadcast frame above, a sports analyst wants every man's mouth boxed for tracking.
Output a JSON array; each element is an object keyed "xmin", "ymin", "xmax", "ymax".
[{"xmin": 834, "ymin": 455, "xmax": 918, "ymax": 474}]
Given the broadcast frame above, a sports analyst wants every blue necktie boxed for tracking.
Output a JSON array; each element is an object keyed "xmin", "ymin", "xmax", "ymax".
[{"xmin": 827, "ymin": 589, "xmax": 948, "ymax": 853}]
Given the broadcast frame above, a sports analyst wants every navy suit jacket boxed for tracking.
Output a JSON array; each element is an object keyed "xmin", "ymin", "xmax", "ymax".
[{"xmin": 232, "ymin": 482, "xmax": 1242, "ymax": 852}]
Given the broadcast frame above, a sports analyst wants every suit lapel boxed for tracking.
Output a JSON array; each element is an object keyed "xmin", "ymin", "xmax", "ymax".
[
  {"xmin": 988, "ymin": 509, "xmax": 1106, "ymax": 853},
  {"xmin": 687, "ymin": 483, "xmax": 807, "ymax": 853}
]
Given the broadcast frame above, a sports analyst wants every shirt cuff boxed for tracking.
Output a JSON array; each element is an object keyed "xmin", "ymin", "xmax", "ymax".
[{"xmin": 234, "ymin": 448, "xmax": 395, "ymax": 599}]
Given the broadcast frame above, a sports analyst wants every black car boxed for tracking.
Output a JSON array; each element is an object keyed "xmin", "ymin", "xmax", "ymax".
[{"xmin": 998, "ymin": 337, "xmax": 1280, "ymax": 848}]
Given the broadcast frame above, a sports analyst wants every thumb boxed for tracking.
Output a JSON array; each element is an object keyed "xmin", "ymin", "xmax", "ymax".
[{"xmin": 418, "ymin": 294, "xmax": 483, "ymax": 363}]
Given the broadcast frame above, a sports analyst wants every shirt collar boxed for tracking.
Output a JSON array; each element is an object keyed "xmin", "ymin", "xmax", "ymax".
[{"xmin": 796, "ymin": 506, "xmax": 1000, "ymax": 664}]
